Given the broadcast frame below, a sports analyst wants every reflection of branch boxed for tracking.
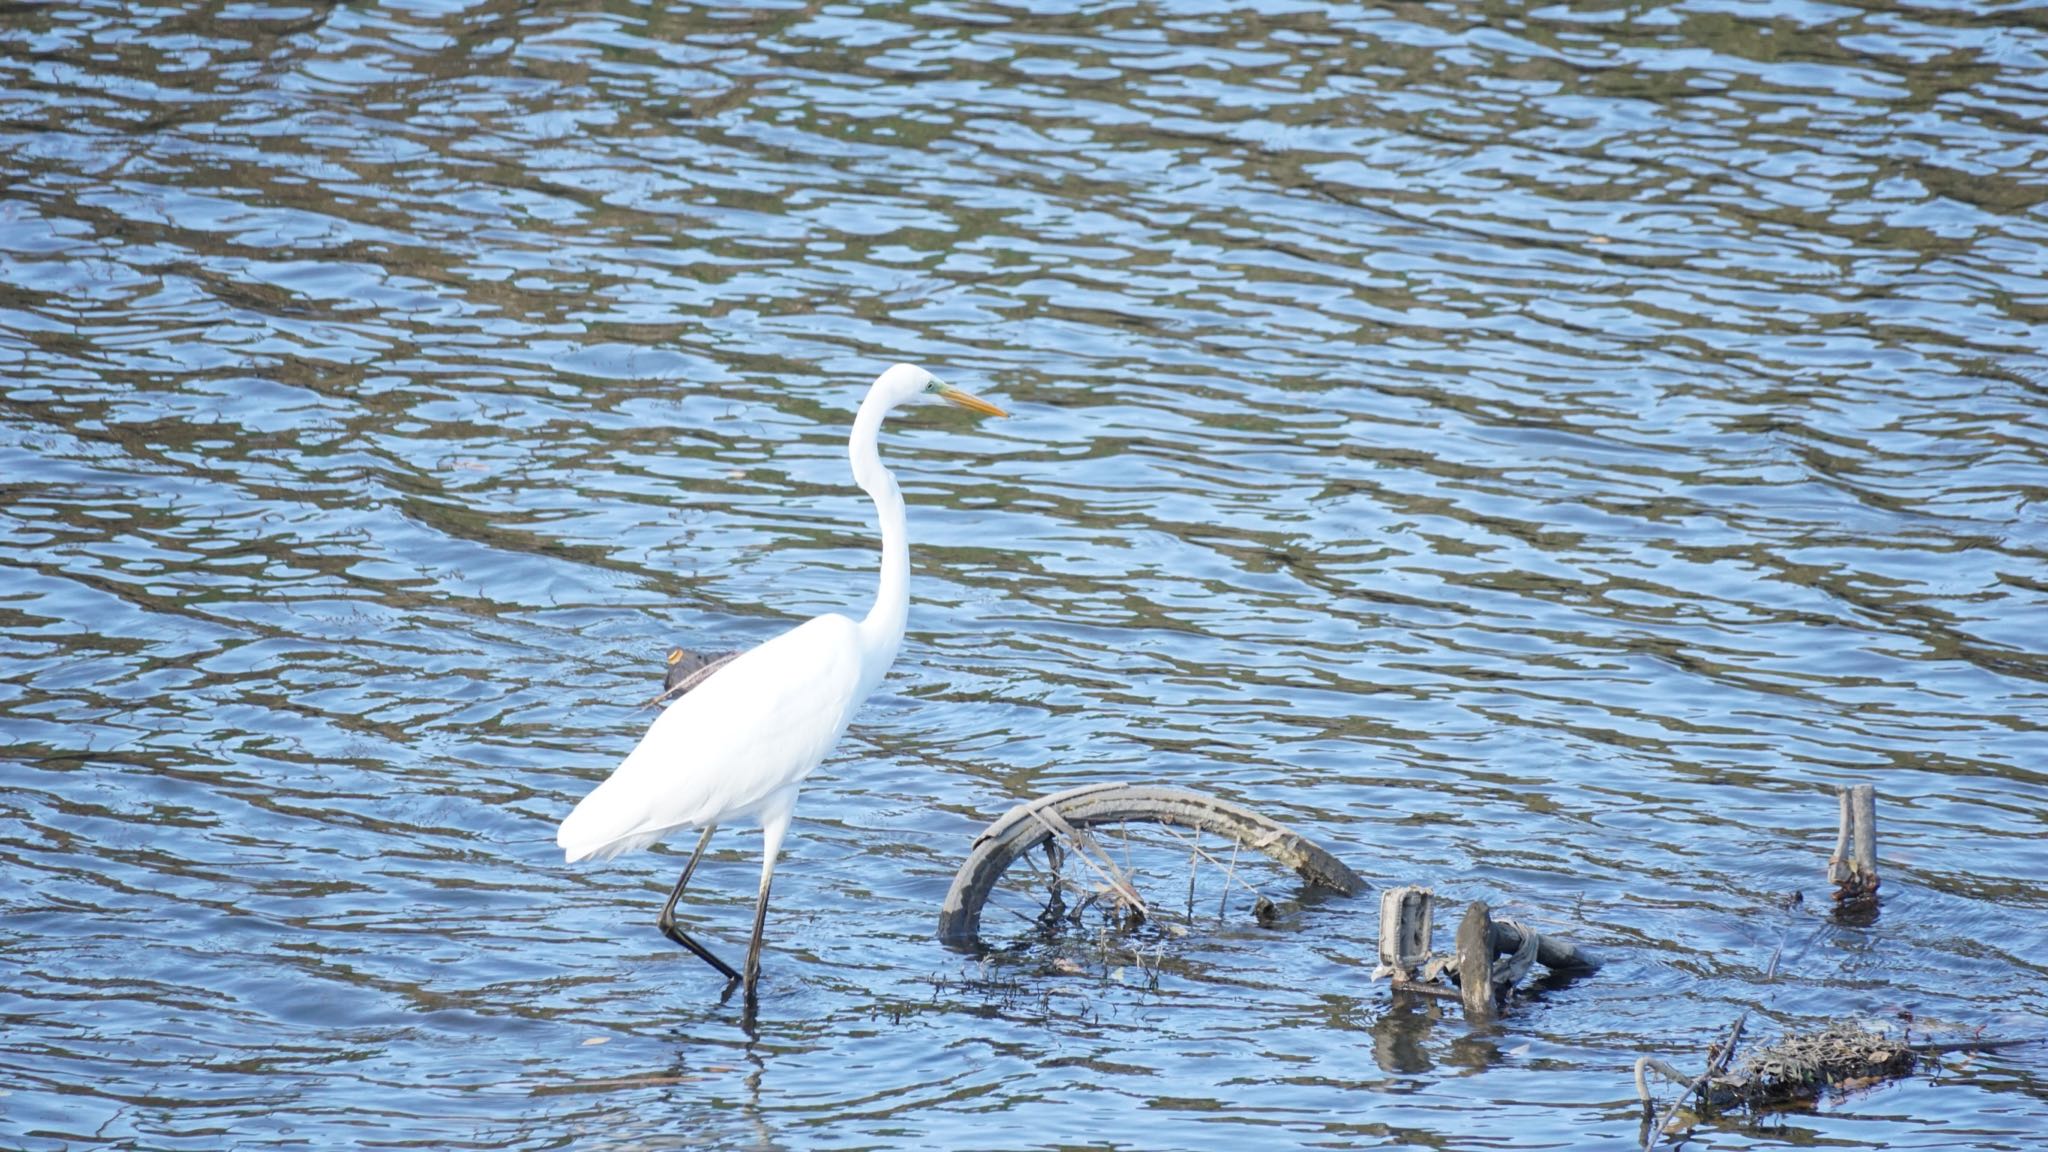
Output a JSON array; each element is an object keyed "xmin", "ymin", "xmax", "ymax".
[
  {"xmin": 1907, "ymin": 1037, "xmax": 2039, "ymax": 1056},
  {"xmin": 532, "ymin": 1073, "xmax": 703, "ymax": 1096}
]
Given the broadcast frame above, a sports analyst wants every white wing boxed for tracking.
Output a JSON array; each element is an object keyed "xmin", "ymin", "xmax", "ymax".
[{"xmin": 557, "ymin": 613, "xmax": 867, "ymax": 863}]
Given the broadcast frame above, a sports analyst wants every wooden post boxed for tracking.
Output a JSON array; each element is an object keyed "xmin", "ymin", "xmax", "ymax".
[
  {"xmin": 1827, "ymin": 783, "xmax": 1879, "ymax": 904},
  {"xmin": 1454, "ymin": 901, "xmax": 1499, "ymax": 1020}
]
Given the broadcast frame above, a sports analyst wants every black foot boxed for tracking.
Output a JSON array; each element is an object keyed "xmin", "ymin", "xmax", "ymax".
[{"xmin": 659, "ymin": 920, "xmax": 742, "ymax": 983}]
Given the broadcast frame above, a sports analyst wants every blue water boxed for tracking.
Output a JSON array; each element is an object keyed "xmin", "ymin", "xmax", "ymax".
[{"xmin": 3, "ymin": 1, "xmax": 2046, "ymax": 1148}]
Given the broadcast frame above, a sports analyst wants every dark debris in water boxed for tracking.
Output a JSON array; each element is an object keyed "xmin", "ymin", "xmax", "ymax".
[{"xmin": 1716, "ymin": 1020, "xmax": 1917, "ymax": 1110}]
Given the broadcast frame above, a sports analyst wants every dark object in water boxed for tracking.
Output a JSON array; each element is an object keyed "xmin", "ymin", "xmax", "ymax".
[
  {"xmin": 1724, "ymin": 1020, "xmax": 1915, "ymax": 1107},
  {"xmin": 1637, "ymin": 1020, "xmax": 2037, "ymax": 1124},
  {"xmin": 643, "ymin": 646, "xmax": 742, "ymax": 709},
  {"xmin": 1372, "ymin": 887, "xmax": 1601, "ymax": 1021}
]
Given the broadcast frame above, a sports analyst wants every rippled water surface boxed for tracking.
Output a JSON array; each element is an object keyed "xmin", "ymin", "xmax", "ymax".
[{"xmin": 5, "ymin": 0, "xmax": 2048, "ymax": 1147}]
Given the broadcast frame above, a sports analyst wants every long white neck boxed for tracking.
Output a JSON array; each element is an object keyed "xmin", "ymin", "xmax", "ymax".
[{"xmin": 849, "ymin": 392, "xmax": 908, "ymax": 692}]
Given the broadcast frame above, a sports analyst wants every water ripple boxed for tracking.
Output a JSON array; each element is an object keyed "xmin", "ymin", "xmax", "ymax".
[{"xmin": 4, "ymin": 1, "xmax": 2047, "ymax": 1148}]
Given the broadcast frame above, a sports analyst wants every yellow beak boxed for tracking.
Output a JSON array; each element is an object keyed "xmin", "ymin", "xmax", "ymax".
[{"xmin": 937, "ymin": 383, "xmax": 1008, "ymax": 418}]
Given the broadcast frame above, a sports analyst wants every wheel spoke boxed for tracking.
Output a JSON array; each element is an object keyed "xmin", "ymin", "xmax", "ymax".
[
  {"xmin": 1222, "ymin": 841, "xmax": 1241, "ymax": 918},
  {"xmin": 1027, "ymin": 807, "xmax": 1148, "ymax": 918},
  {"xmin": 1139, "ymin": 819, "xmax": 1266, "ymax": 906},
  {"xmin": 981, "ymin": 818, "xmax": 1294, "ymax": 951}
]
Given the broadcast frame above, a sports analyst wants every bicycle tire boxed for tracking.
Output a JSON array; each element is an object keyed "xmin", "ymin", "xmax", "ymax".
[{"xmin": 938, "ymin": 781, "xmax": 1367, "ymax": 950}]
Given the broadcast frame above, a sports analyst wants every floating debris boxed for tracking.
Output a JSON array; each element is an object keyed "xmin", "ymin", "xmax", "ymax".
[{"xmin": 1373, "ymin": 887, "xmax": 1601, "ymax": 1021}]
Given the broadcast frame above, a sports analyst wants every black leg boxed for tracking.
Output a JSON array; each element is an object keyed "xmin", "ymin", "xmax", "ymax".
[
  {"xmin": 741, "ymin": 794, "xmax": 796, "ymax": 1006},
  {"xmin": 657, "ymin": 824, "xmax": 741, "ymax": 984},
  {"xmin": 742, "ymin": 870, "xmax": 772, "ymax": 1004}
]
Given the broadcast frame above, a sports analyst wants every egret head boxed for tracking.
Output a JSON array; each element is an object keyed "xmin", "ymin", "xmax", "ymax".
[{"xmin": 871, "ymin": 363, "xmax": 1008, "ymax": 418}]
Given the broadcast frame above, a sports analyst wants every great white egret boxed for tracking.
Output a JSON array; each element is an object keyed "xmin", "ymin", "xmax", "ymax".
[{"xmin": 557, "ymin": 363, "xmax": 1007, "ymax": 1003}]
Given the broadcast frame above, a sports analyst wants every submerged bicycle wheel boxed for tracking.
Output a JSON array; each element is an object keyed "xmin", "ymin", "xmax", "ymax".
[{"xmin": 938, "ymin": 782, "xmax": 1366, "ymax": 955}]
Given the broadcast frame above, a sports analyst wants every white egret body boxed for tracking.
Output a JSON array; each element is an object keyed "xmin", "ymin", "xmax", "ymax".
[{"xmin": 557, "ymin": 364, "xmax": 1005, "ymax": 1001}]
